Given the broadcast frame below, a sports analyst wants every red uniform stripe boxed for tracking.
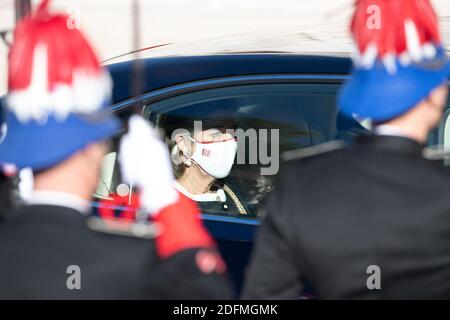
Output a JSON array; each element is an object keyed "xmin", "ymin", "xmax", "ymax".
[{"xmin": 154, "ymin": 192, "xmax": 215, "ymax": 259}]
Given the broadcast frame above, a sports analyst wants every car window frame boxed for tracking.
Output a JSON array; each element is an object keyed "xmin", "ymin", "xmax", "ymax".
[{"xmin": 110, "ymin": 74, "xmax": 348, "ymax": 114}]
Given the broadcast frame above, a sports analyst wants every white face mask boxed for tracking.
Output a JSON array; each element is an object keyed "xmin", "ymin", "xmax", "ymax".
[{"xmin": 187, "ymin": 136, "xmax": 237, "ymax": 179}]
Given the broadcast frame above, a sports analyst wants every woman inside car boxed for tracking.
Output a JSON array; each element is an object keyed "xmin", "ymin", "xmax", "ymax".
[{"xmin": 159, "ymin": 106, "xmax": 249, "ymax": 216}]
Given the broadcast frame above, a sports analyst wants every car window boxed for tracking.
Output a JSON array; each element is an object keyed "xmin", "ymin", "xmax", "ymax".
[
  {"xmin": 142, "ymin": 83, "xmax": 368, "ymax": 218},
  {"xmin": 91, "ymin": 112, "xmax": 145, "ymax": 222}
]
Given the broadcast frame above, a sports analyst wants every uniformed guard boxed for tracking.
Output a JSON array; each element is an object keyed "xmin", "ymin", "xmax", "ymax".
[
  {"xmin": 0, "ymin": 0, "xmax": 231, "ymax": 299},
  {"xmin": 243, "ymin": 0, "xmax": 450, "ymax": 299}
]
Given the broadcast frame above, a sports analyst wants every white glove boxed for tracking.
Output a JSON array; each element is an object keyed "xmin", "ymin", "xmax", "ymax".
[{"xmin": 119, "ymin": 115, "xmax": 178, "ymax": 215}]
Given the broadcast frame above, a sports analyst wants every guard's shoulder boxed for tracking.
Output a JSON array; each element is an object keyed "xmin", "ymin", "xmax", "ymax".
[
  {"xmin": 86, "ymin": 216, "xmax": 160, "ymax": 240},
  {"xmin": 281, "ymin": 140, "xmax": 347, "ymax": 163}
]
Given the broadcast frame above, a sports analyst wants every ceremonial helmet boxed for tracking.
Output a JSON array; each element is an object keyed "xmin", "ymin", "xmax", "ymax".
[
  {"xmin": 0, "ymin": 0, "xmax": 120, "ymax": 171},
  {"xmin": 339, "ymin": 0, "xmax": 450, "ymax": 121}
]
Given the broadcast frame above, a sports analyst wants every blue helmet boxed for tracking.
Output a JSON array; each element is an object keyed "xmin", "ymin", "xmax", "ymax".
[
  {"xmin": 339, "ymin": 0, "xmax": 450, "ymax": 122},
  {"xmin": 0, "ymin": 1, "xmax": 120, "ymax": 171}
]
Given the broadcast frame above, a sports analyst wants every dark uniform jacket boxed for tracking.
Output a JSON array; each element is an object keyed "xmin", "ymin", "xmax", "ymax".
[
  {"xmin": 243, "ymin": 135, "xmax": 450, "ymax": 299},
  {"xmin": 0, "ymin": 204, "xmax": 232, "ymax": 299}
]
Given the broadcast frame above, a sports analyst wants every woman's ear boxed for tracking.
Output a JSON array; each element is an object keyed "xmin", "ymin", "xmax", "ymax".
[
  {"xmin": 175, "ymin": 134, "xmax": 193, "ymax": 162},
  {"xmin": 175, "ymin": 135, "xmax": 188, "ymax": 154}
]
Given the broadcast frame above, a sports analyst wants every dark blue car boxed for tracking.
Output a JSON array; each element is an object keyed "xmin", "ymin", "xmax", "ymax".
[{"xmin": 83, "ymin": 52, "xmax": 450, "ymax": 294}]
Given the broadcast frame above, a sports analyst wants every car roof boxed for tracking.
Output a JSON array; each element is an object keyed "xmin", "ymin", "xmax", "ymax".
[
  {"xmin": 102, "ymin": 28, "xmax": 353, "ymax": 65},
  {"xmin": 107, "ymin": 54, "xmax": 352, "ymax": 104}
]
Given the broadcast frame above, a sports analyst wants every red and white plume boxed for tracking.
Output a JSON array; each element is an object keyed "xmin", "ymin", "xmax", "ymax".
[
  {"xmin": 350, "ymin": 0, "xmax": 442, "ymax": 71},
  {"xmin": 7, "ymin": 0, "xmax": 111, "ymax": 123}
]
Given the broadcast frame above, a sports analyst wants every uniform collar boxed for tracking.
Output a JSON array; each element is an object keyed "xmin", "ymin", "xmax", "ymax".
[
  {"xmin": 355, "ymin": 134, "xmax": 425, "ymax": 158},
  {"xmin": 26, "ymin": 190, "xmax": 91, "ymax": 215},
  {"xmin": 373, "ymin": 124, "xmax": 412, "ymax": 138}
]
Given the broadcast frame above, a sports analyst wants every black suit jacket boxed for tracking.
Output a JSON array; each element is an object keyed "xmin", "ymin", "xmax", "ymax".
[
  {"xmin": 0, "ymin": 204, "xmax": 231, "ymax": 299},
  {"xmin": 243, "ymin": 135, "xmax": 450, "ymax": 299}
]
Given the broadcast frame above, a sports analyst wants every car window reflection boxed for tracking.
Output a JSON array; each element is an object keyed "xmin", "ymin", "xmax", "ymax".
[{"xmin": 145, "ymin": 83, "xmax": 368, "ymax": 217}]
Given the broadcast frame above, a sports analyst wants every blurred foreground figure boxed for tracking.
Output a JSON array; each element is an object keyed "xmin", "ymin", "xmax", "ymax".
[
  {"xmin": 0, "ymin": 0, "xmax": 231, "ymax": 299},
  {"xmin": 243, "ymin": 0, "xmax": 450, "ymax": 299}
]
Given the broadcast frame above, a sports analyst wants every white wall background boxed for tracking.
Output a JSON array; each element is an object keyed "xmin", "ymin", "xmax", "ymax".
[{"xmin": 1, "ymin": 0, "xmax": 450, "ymax": 95}]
